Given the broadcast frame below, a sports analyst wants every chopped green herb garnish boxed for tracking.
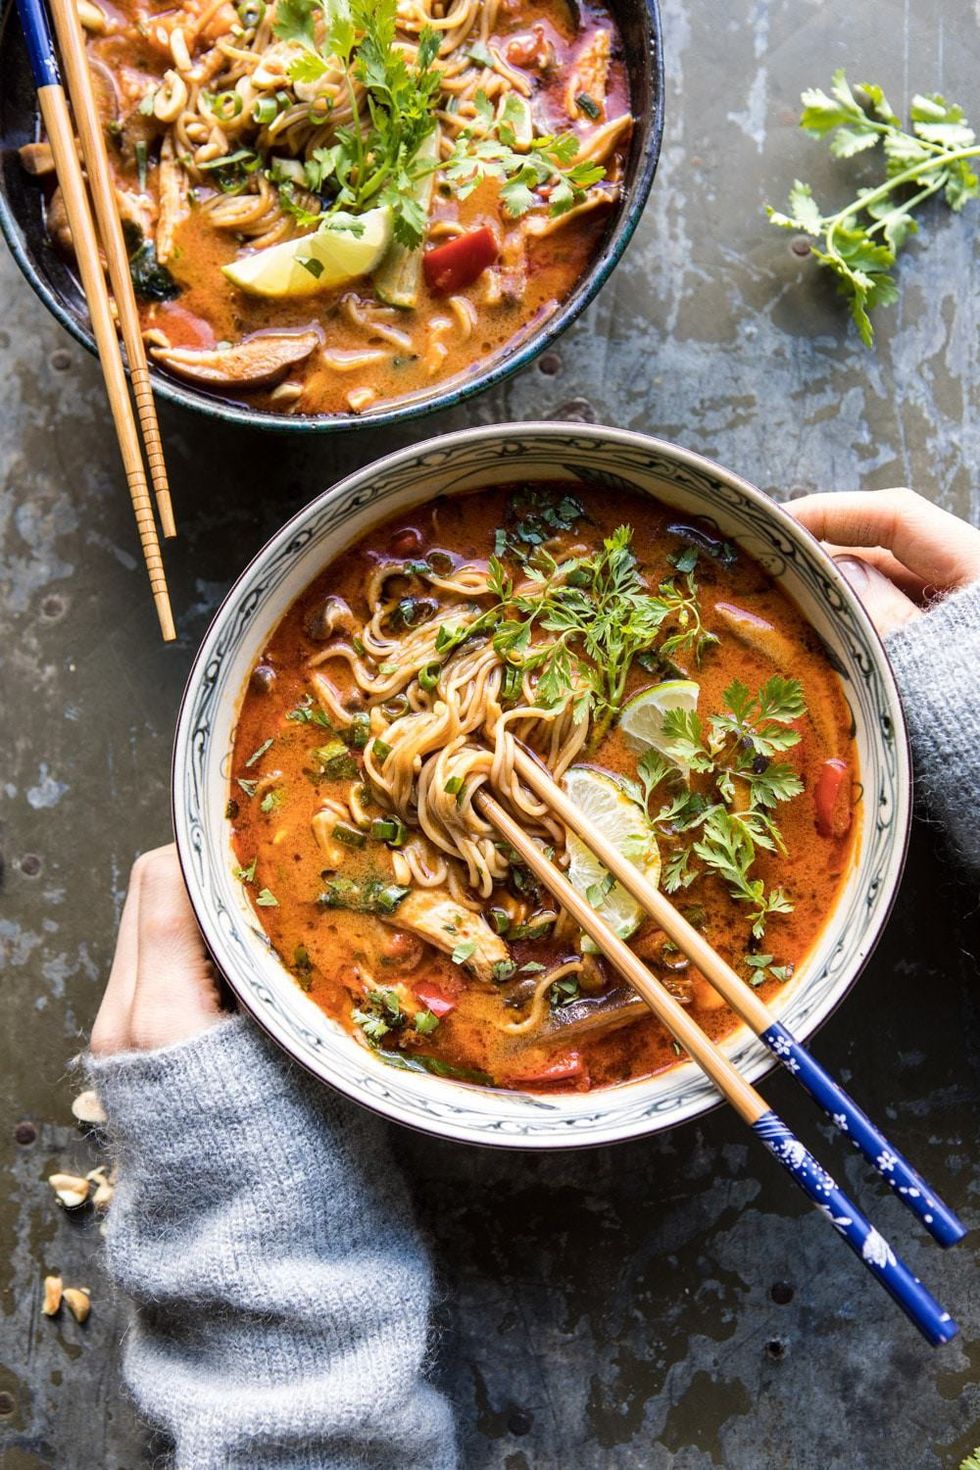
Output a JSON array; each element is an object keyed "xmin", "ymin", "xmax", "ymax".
[
  {"xmin": 317, "ymin": 877, "xmax": 410, "ymax": 915},
  {"xmin": 256, "ymin": 888, "xmax": 279, "ymax": 907},
  {"xmin": 313, "ymin": 740, "xmax": 359, "ymax": 780},
  {"xmin": 491, "ymin": 958, "xmax": 517, "ymax": 983},
  {"xmin": 451, "ymin": 939, "xmax": 477, "ymax": 966},
  {"xmin": 260, "ymin": 788, "xmax": 283, "ymax": 813},
  {"xmin": 237, "ymin": 778, "xmax": 259, "ymax": 797},
  {"xmin": 333, "ymin": 821, "xmax": 367, "ymax": 849},
  {"xmin": 286, "ymin": 694, "xmax": 332, "ymax": 728},
  {"xmin": 234, "ymin": 858, "xmax": 257, "ymax": 883},
  {"xmin": 245, "ymin": 737, "xmax": 274, "ymax": 768},
  {"xmin": 413, "ymin": 1009, "xmax": 440, "ymax": 1036}
]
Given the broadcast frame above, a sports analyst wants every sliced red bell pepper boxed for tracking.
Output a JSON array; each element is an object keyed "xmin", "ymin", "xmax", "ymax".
[
  {"xmin": 413, "ymin": 981, "xmax": 456, "ymax": 1019},
  {"xmin": 423, "ymin": 227, "xmax": 498, "ymax": 296},
  {"xmin": 814, "ymin": 757, "xmax": 852, "ymax": 839},
  {"xmin": 510, "ymin": 1050, "xmax": 590, "ymax": 1090}
]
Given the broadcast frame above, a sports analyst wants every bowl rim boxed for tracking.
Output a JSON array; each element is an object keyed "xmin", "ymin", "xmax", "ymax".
[
  {"xmin": 172, "ymin": 420, "xmax": 912, "ymax": 1148},
  {"xmin": 0, "ymin": 0, "xmax": 665, "ymax": 434}
]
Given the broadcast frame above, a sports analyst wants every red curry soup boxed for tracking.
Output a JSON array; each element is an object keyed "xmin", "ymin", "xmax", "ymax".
[
  {"xmin": 21, "ymin": 0, "xmax": 633, "ymax": 417},
  {"xmin": 230, "ymin": 485, "xmax": 858, "ymax": 1091}
]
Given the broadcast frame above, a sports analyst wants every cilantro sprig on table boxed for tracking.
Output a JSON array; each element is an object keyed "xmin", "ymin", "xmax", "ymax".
[
  {"xmin": 623, "ymin": 677, "xmax": 806, "ymax": 938},
  {"xmin": 767, "ymin": 70, "xmax": 980, "ymax": 344}
]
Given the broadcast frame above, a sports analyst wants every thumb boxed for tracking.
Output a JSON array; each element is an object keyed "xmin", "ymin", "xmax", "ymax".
[{"xmin": 834, "ymin": 555, "xmax": 921, "ymax": 638}]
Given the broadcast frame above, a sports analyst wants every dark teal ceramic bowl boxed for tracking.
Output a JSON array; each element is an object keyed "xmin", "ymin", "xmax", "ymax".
[{"xmin": 0, "ymin": 0, "xmax": 664, "ymax": 433}]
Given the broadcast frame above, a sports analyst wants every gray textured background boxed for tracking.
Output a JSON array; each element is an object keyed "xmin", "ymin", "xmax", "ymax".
[{"xmin": 2, "ymin": 0, "xmax": 980, "ymax": 1465}]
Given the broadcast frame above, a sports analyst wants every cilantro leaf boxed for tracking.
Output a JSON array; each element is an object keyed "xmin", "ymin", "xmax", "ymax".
[{"xmin": 767, "ymin": 71, "xmax": 980, "ymax": 341}]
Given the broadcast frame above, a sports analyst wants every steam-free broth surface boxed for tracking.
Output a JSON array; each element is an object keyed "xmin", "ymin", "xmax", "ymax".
[{"xmin": 230, "ymin": 485, "xmax": 858, "ymax": 1091}]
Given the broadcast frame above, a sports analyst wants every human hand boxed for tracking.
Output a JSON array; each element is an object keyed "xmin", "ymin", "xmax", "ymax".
[
  {"xmin": 787, "ymin": 487, "xmax": 980, "ymax": 637},
  {"xmin": 90, "ymin": 845, "xmax": 225, "ymax": 1055}
]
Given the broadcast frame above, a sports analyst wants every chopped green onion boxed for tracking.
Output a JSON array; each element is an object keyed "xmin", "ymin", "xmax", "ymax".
[
  {"xmin": 418, "ymin": 662, "xmax": 440, "ymax": 692},
  {"xmin": 313, "ymin": 740, "xmax": 358, "ymax": 780},
  {"xmin": 500, "ymin": 663, "xmax": 522, "ymax": 702},
  {"xmin": 444, "ymin": 776, "xmax": 463, "ymax": 796},
  {"xmin": 345, "ymin": 712, "xmax": 370, "ymax": 749},
  {"xmin": 426, "ymin": 550, "xmax": 454, "ymax": 576},
  {"xmin": 252, "ymin": 95, "xmax": 280, "ymax": 125},
  {"xmin": 333, "ymin": 821, "xmax": 367, "ymax": 849},
  {"xmin": 491, "ymin": 958, "xmax": 517, "ymax": 983},
  {"xmin": 575, "ymin": 92, "xmax": 601, "ymax": 120},
  {"xmin": 369, "ymin": 817, "xmax": 408, "ymax": 847},
  {"xmin": 135, "ymin": 140, "xmax": 148, "ymax": 191},
  {"xmin": 414, "ymin": 1010, "xmax": 440, "ymax": 1036},
  {"xmin": 209, "ymin": 90, "xmax": 244, "ymax": 121},
  {"xmin": 372, "ymin": 739, "xmax": 392, "ymax": 762},
  {"xmin": 488, "ymin": 906, "xmax": 511, "ymax": 936},
  {"xmin": 235, "ymin": 0, "xmax": 265, "ymax": 24}
]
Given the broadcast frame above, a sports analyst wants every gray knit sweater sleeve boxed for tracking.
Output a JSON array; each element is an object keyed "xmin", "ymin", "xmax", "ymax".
[
  {"xmin": 86, "ymin": 1016, "xmax": 457, "ymax": 1470},
  {"xmin": 884, "ymin": 580, "xmax": 980, "ymax": 871}
]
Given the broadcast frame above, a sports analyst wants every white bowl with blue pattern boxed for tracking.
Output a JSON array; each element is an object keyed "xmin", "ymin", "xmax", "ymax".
[{"xmin": 173, "ymin": 424, "xmax": 911, "ymax": 1148}]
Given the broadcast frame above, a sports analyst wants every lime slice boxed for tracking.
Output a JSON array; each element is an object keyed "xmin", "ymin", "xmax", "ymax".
[
  {"xmin": 223, "ymin": 206, "xmax": 393, "ymax": 299},
  {"xmin": 619, "ymin": 679, "xmax": 700, "ymax": 772},
  {"xmin": 561, "ymin": 766, "xmax": 660, "ymax": 943}
]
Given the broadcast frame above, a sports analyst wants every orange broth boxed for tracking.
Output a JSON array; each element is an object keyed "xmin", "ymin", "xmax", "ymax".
[{"xmin": 229, "ymin": 485, "xmax": 859, "ymax": 1093}]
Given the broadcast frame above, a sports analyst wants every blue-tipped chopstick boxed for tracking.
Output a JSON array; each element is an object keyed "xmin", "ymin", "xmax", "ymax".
[
  {"xmin": 13, "ymin": 0, "xmax": 176, "ymax": 640},
  {"xmin": 513, "ymin": 745, "xmax": 965, "ymax": 1250},
  {"xmin": 479, "ymin": 784, "xmax": 958, "ymax": 1346}
]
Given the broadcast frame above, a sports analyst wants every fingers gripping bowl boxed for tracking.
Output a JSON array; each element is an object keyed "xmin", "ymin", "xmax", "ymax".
[{"xmin": 173, "ymin": 424, "xmax": 910, "ymax": 1147}]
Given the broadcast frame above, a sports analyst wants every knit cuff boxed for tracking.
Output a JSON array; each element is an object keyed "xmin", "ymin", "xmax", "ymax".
[
  {"xmin": 885, "ymin": 579, "xmax": 980, "ymax": 869},
  {"xmin": 85, "ymin": 1014, "xmax": 347, "ymax": 1174}
]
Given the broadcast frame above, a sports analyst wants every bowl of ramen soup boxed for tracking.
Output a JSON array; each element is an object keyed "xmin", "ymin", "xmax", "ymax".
[
  {"xmin": 174, "ymin": 423, "xmax": 910, "ymax": 1147},
  {"xmin": 0, "ymin": 0, "xmax": 662, "ymax": 429}
]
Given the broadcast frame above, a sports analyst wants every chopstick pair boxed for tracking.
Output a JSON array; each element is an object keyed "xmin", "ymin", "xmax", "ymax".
[
  {"xmin": 474, "ymin": 747, "xmax": 963, "ymax": 1346},
  {"xmin": 16, "ymin": 0, "xmax": 176, "ymax": 641}
]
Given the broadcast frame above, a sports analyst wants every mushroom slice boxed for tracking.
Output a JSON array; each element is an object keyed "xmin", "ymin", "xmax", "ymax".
[
  {"xmin": 535, "ymin": 984, "xmax": 649, "ymax": 1046},
  {"xmin": 380, "ymin": 890, "xmax": 509, "ymax": 984},
  {"xmin": 151, "ymin": 330, "xmax": 320, "ymax": 389},
  {"xmin": 714, "ymin": 601, "xmax": 797, "ymax": 669}
]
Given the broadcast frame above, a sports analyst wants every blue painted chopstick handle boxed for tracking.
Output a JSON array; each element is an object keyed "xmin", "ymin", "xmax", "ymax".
[
  {"xmin": 753, "ymin": 1111, "xmax": 957, "ymax": 1346},
  {"xmin": 762, "ymin": 1020, "xmax": 965, "ymax": 1249},
  {"xmin": 14, "ymin": 0, "xmax": 60, "ymax": 89}
]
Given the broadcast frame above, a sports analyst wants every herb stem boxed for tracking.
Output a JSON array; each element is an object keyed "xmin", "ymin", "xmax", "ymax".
[{"xmin": 823, "ymin": 144, "xmax": 980, "ymax": 260}]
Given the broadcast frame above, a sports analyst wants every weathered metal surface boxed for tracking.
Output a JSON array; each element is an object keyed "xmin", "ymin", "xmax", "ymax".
[{"xmin": 2, "ymin": 0, "xmax": 979, "ymax": 1465}]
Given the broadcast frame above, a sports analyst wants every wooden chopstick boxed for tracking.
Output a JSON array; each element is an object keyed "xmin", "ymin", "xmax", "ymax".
[
  {"xmin": 47, "ymin": 0, "xmax": 175, "ymax": 539},
  {"xmin": 511, "ymin": 744, "xmax": 965, "ymax": 1251},
  {"xmin": 473, "ymin": 784, "xmax": 956, "ymax": 1344},
  {"xmin": 36, "ymin": 84, "xmax": 176, "ymax": 640}
]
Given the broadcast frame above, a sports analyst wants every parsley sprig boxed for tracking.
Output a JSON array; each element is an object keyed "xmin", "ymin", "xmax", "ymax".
[
  {"xmin": 273, "ymin": 0, "xmax": 442, "ymax": 246},
  {"xmin": 442, "ymin": 92, "xmax": 606, "ymax": 219},
  {"xmin": 768, "ymin": 70, "xmax": 979, "ymax": 343},
  {"xmin": 487, "ymin": 526, "xmax": 714, "ymax": 740},
  {"xmin": 624, "ymin": 677, "xmax": 806, "ymax": 937}
]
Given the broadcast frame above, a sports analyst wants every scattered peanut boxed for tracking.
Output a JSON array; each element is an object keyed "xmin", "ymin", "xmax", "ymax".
[
  {"xmin": 86, "ymin": 1166, "xmax": 115, "ymax": 1212},
  {"xmin": 48, "ymin": 1172, "xmax": 92, "ymax": 1210},
  {"xmin": 62, "ymin": 1287, "xmax": 91, "ymax": 1324},
  {"xmin": 42, "ymin": 1275, "xmax": 63, "ymax": 1316},
  {"xmin": 71, "ymin": 1089, "xmax": 107, "ymax": 1126}
]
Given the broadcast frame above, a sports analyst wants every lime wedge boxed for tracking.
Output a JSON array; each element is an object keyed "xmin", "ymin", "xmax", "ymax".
[
  {"xmin": 223, "ymin": 206, "xmax": 393, "ymax": 299},
  {"xmin": 619, "ymin": 679, "xmax": 700, "ymax": 773},
  {"xmin": 561, "ymin": 766, "xmax": 660, "ymax": 943}
]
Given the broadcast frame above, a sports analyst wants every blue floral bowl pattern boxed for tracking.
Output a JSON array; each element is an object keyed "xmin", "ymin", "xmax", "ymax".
[{"xmin": 172, "ymin": 424, "xmax": 911, "ymax": 1148}]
